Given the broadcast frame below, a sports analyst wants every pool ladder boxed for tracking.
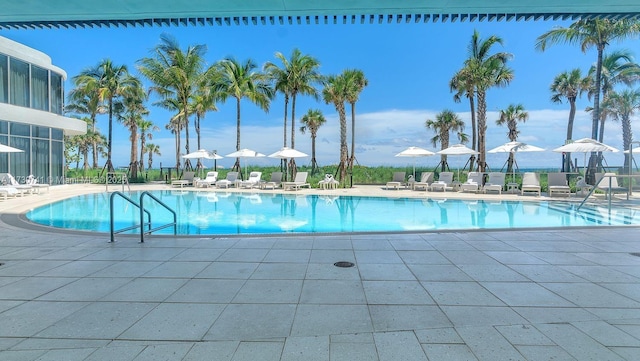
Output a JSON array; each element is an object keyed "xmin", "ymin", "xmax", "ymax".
[{"xmin": 109, "ymin": 191, "xmax": 177, "ymax": 243}]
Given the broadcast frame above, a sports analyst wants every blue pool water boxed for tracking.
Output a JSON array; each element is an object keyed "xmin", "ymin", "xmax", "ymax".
[{"xmin": 25, "ymin": 190, "xmax": 639, "ymax": 235}]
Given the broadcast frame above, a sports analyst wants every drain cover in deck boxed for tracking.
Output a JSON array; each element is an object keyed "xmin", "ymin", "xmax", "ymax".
[{"xmin": 334, "ymin": 261, "xmax": 355, "ymax": 268}]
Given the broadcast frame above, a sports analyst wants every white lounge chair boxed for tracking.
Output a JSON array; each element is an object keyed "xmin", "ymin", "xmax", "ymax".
[
  {"xmin": 547, "ymin": 173, "xmax": 571, "ymax": 197},
  {"xmin": 430, "ymin": 172, "xmax": 454, "ymax": 192},
  {"xmin": 195, "ymin": 171, "xmax": 218, "ymax": 188},
  {"xmin": 171, "ymin": 171, "xmax": 195, "ymax": 188},
  {"xmin": 260, "ymin": 172, "xmax": 283, "ymax": 189},
  {"xmin": 0, "ymin": 186, "xmax": 24, "ymax": 199},
  {"xmin": 412, "ymin": 172, "xmax": 433, "ymax": 191},
  {"xmin": 386, "ymin": 172, "xmax": 406, "ymax": 190},
  {"xmin": 520, "ymin": 172, "xmax": 541, "ymax": 196},
  {"xmin": 26, "ymin": 175, "xmax": 50, "ymax": 193},
  {"xmin": 239, "ymin": 171, "xmax": 262, "ymax": 188},
  {"xmin": 460, "ymin": 172, "xmax": 483, "ymax": 193},
  {"xmin": 0, "ymin": 173, "xmax": 33, "ymax": 194},
  {"xmin": 283, "ymin": 172, "xmax": 310, "ymax": 191},
  {"xmin": 318, "ymin": 174, "xmax": 339, "ymax": 189},
  {"xmin": 596, "ymin": 172, "xmax": 628, "ymax": 199},
  {"xmin": 216, "ymin": 171, "xmax": 239, "ymax": 188},
  {"xmin": 483, "ymin": 172, "xmax": 506, "ymax": 194}
]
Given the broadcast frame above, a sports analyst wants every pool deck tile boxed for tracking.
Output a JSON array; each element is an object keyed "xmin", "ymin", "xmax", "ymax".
[{"xmin": 0, "ymin": 183, "xmax": 639, "ymax": 360}]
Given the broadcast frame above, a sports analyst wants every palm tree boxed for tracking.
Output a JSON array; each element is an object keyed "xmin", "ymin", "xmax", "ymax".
[
  {"xmin": 264, "ymin": 49, "xmax": 322, "ymax": 177},
  {"xmin": 138, "ymin": 119, "xmax": 159, "ymax": 172},
  {"xmin": 450, "ymin": 66, "xmax": 477, "ymax": 171},
  {"xmin": 536, "ymin": 19, "xmax": 640, "ymax": 180},
  {"xmin": 550, "ymin": 68, "xmax": 590, "ymax": 171},
  {"xmin": 299, "ymin": 109, "xmax": 327, "ymax": 175},
  {"xmin": 495, "ymin": 104, "xmax": 529, "ymax": 174},
  {"xmin": 116, "ymin": 80, "xmax": 148, "ymax": 180},
  {"xmin": 461, "ymin": 30, "xmax": 514, "ymax": 172},
  {"xmin": 73, "ymin": 59, "xmax": 139, "ymax": 173},
  {"xmin": 602, "ymin": 89, "xmax": 640, "ymax": 171},
  {"xmin": 343, "ymin": 69, "xmax": 368, "ymax": 173},
  {"xmin": 214, "ymin": 57, "xmax": 274, "ymax": 172},
  {"xmin": 66, "ymin": 83, "xmax": 106, "ymax": 169},
  {"xmin": 587, "ymin": 50, "xmax": 640, "ymax": 143},
  {"xmin": 425, "ymin": 110, "xmax": 467, "ymax": 171},
  {"xmin": 537, "ymin": 19, "xmax": 640, "ymax": 141},
  {"xmin": 322, "ymin": 74, "xmax": 349, "ymax": 182},
  {"xmin": 137, "ymin": 33, "xmax": 210, "ymax": 171},
  {"xmin": 145, "ymin": 143, "xmax": 162, "ymax": 170},
  {"xmin": 190, "ymin": 84, "xmax": 219, "ymax": 170}
]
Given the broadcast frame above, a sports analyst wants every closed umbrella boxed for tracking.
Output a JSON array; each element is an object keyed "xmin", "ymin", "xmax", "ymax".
[
  {"xmin": 226, "ymin": 148, "xmax": 265, "ymax": 179},
  {"xmin": 395, "ymin": 146, "xmax": 435, "ymax": 179},
  {"xmin": 553, "ymin": 138, "xmax": 619, "ymax": 175},
  {"xmin": 488, "ymin": 141, "xmax": 544, "ymax": 182},
  {"xmin": 436, "ymin": 144, "xmax": 479, "ymax": 180}
]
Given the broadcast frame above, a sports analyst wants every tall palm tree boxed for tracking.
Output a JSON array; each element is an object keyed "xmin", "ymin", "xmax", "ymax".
[
  {"xmin": 214, "ymin": 57, "xmax": 274, "ymax": 172},
  {"xmin": 145, "ymin": 143, "xmax": 161, "ymax": 170},
  {"xmin": 463, "ymin": 30, "xmax": 514, "ymax": 172},
  {"xmin": 450, "ymin": 66, "xmax": 477, "ymax": 171},
  {"xmin": 73, "ymin": 59, "xmax": 139, "ymax": 173},
  {"xmin": 536, "ymin": 19, "xmax": 640, "ymax": 180},
  {"xmin": 495, "ymin": 104, "xmax": 529, "ymax": 174},
  {"xmin": 550, "ymin": 68, "xmax": 590, "ymax": 171},
  {"xmin": 264, "ymin": 49, "xmax": 322, "ymax": 177},
  {"xmin": 425, "ymin": 110, "xmax": 467, "ymax": 171},
  {"xmin": 190, "ymin": 83, "xmax": 219, "ymax": 170},
  {"xmin": 587, "ymin": 50, "xmax": 640, "ymax": 142},
  {"xmin": 116, "ymin": 80, "xmax": 148, "ymax": 180},
  {"xmin": 322, "ymin": 74, "xmax": 349, "ymax": 182},
  {"xmin": 137, "ymin": 33, "xmax": 210, "ymax": 171},
  {"xmin": 602, "ymin": 89, "xmax": 640, "ymax": 171},
  {"xmin": 66, "ymin": 84, "xmax": 106, "ymax": 169},
  {"xmin": 156, "ymin": 98, "xmax": 184, "ymax": 171},
  {"xmin": 299, "ymin": 109, "xmax": 327, "ymax": 175},
  {"xmin": 344, "ymin": 69, "xmax": 368, "ymax": 173},
  {"xmin": 137, "ymin": 119, "xmax": 159, "ymax": 172}
]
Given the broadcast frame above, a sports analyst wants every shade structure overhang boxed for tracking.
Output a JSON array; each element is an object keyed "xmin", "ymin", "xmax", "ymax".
[
  {"xmin": 488, "ymin": 141, "xmax": 545, "ymax": 154},
  {"xmin": 267, "ymin": 147, "xmax": 309, "ymax": 159},
  {"xmin": 552, "ymin": 138, "xmax": 619, "ymax": 153},
  {"xmin": 226, "ymin": 148, "xmax": 266, "ymax": 158},
  {"xmin": 182, "ymin": 149, "xmax": 223, "ymax": 160},
  {"xmin": 0, "ymin": 143, "xmax": 24, "ymax": 153},
  {"xmin": 436, "ymin": 144, "xmax": 479, "ymax": 156},
  {"xmin": 395, "ymin": 146, "xmax": 435, "ymax": 157}
]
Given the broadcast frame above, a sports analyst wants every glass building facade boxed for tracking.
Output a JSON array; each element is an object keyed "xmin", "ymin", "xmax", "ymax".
[{"xmin": 0, "ymin": 37, "xmax": 85, "ymax": 185}]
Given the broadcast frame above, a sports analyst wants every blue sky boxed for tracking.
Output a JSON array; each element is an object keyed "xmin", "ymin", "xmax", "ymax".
[{"xmin": 1, "ymin": 19, "xmax": 639, "ymax": 170}]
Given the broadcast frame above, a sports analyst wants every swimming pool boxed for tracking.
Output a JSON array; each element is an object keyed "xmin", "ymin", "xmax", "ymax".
[{"xmin": 25, "ymin": 190, "xmax": 640, "ymax": 235}]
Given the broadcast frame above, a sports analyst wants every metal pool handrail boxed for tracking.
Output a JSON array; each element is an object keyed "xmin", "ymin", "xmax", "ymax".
[
  {"xmin": 139, "ymin": 191, "xmax": 177, "ymax": 242},
  {"xmin": 109, "ymin": 191, "xmax": 151, "ymax": 242}
]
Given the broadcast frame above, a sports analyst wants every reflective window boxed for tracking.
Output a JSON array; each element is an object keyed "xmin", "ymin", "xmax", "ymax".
[
  {"xmin": 0, "ymin": 54, "xmax": 7, "ymax": 103},
  {"xmin": 51, "ymin": 128, "xmax": 63, "ymax": 140},
  {"xmin": 0, "ymin": 120, "xmax": 7, "ymax": 134},
  {"xmin": 33, "ymin": 126, "xmax": 49, "ymax": 139},
  {"xmin": 31, "ymin": 65, "xmax": 49, "ymax": 111},
  {"xmin": 51, "ymin": 72, "xmax": 63, "ymax": 115},
  {"xmin": 9, "ymin": 58, "xmax": 29, "ymax": 107},
  {"xmin": 9, "ymin": 122, "xmax": 30, "ymax": 136}
]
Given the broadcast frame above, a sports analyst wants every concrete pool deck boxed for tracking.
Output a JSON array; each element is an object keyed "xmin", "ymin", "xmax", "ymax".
[{"xmin": 0, "ymin": 183, "xmax": 639, "ymax": 360}]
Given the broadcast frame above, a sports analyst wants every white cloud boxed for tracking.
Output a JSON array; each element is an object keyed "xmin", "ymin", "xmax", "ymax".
[{"xmin": 110, "ymin": 108, "xmax": 639, "ymax": 170}]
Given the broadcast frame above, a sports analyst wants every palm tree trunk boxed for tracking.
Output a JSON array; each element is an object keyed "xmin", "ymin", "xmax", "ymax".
[
  {"xmin": 105, "ymin": 97, "xmax": 114, "ymax": 173},
  {"xmin": 622, "ymin": 116, "xmax": 632, "ymax": 173},
  {"xmin": 92, "ymin": 116, "xmax": 98, "ymax": 169},
  {"xmin": 349, "ymin": 102, "xmax": 356, "ymax": 171},
  {"xmin": 468, "ymin": 94, "xmax": 477, "ymax": 170},
  {"xmin": 289, "ymin": 94, "xmax": 298, "ymax": 179},
  {"xmin": 282, "ymin": 95, "xmax": 289, "ymax": 177},
  {"xmin": 565, "ymin": 99, "xmax": 577, "ymax": 172},
  {"xmin": 587, "ymin": 45, "xmax": 605, "ymax": 183},
  {"xmin": 337, "ymin": 102, "xmax": 348, "ymax": 183},
  {"xmin": 130, "ymin": 128, "xmax": 138, "ymax": 180},
  {"xmin": 139, "ymin": 133, "xmax": 146, "ymax": 172},
  {"xmin": 477, "ymin": 90, "xmax": 487, "ymax": 172},
  {"xmin": 234, "ymin": 97, "xmax": 242, "ymax": 173},
  {"xmin": 311, "ymin": 133, "xmax": 318, "ymax": 175}
]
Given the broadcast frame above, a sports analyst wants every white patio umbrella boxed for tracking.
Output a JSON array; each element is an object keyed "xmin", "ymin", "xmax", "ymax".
[
  {"xmin": 395, "ymin": 146, "xmax": 435, "ymax": 179},
  {"xmin": 226, "ymin": 148, "xmax": 265, "ymax": 179},
  {"xmin": 553, "ymin": 138, "xmax": 619, "ymax": 175},
  {"xmin": 182, "ymin": 149, "xmax": 223, "ymax": 176},
  {"xmin": 268, "ymin": 147, "xmax": 309, "ymax": 180},
  {"xmin": 0, "ymin": 143, "xmax": 24, "ymax": 153},
  {"xmin": 488, "ymin": 141, "xmax": 544, "ymax": 182},
  {"xmin": 436, "ymin": 144, "xmax": 479, "ymax": 179}
]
